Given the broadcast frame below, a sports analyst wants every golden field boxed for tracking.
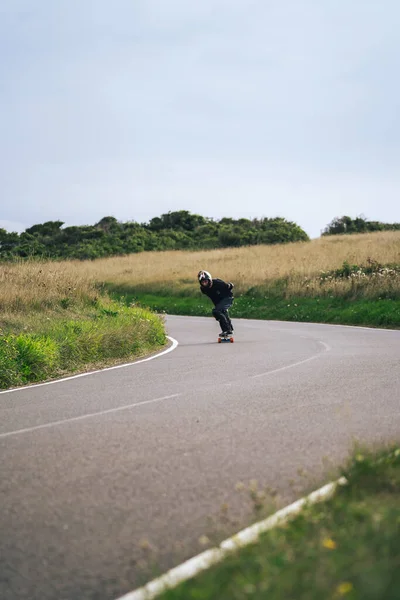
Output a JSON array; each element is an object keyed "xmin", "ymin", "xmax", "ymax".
[{"xmin": 1, "ymin": 231, "xmax": 400, "ymax": 312}]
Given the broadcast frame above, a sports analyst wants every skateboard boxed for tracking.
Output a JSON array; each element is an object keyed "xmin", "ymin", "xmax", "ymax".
[{"xmin": 218, "ymin": 334, "xmax": 234, "ymax": 343}]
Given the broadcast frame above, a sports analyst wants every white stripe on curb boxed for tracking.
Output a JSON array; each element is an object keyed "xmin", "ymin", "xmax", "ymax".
[
  {"xmin": 0, "ymin": 336, "xmax": 178, "ymax": 395},
  {"xmin": 115, "ymin": 476, "xmax": 348, "ymax": 600}
]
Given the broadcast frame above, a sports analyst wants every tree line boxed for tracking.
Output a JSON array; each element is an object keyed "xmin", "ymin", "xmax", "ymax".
[
  {"xmin": 0, "ymin": 211, "xmax": 398, "ymax": 261},
  {"xmin": 0, "ymin": 211, "xmax": 309, "ymax": 260},
  {"xmin": 322, "ymin": 215, "xmax": 400, "ymax": 236}
]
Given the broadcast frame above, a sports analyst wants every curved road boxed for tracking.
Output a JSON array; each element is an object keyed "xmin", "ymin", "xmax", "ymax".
[{"xmin": 1, "ymin": 316, "xmax": 399, "ymax": 600}]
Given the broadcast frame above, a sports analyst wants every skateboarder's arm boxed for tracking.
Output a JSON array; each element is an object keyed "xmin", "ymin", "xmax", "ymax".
[{"xmin": 220, "ymin": 280, "xmax": 234, "ymax": 293}]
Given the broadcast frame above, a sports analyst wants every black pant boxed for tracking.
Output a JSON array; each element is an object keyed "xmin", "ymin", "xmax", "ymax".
[{"xmin": 212, "ymin": 297, "xmax": 234, "ymax": 332}]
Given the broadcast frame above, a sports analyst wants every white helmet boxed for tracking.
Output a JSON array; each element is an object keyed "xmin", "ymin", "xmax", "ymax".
[{"xmin": 198, "ymin": 270, "xmax": 212, "ymax": 283}]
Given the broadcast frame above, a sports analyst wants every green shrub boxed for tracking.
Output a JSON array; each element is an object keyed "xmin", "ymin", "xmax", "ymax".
[
  {"xmin": 0, "ymin": 299, "xmax": 166, "ymax": 390},
  {"xmin": 320, "ymin": 260, "xmax": 400, "ymax": 281},
  {"xmin": 0, "ymin": 334, "xmax": 22, "ymax": 388},
  {"xmin": 15, "ymin": 334, "xmax": 60, "ymax": 382},
  {"xmin": 50, "ymin": 319, "xmax": 103, "ymax": 366}
]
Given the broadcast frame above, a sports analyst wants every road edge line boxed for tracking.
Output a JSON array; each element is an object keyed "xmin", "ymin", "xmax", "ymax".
[
  {"xmin": 0, "ymin": 336, "xmax": 179, "ymax": 395},
  {"xmin": 115, "ymin": 476, "xmax": 348, "ymax": 600}
]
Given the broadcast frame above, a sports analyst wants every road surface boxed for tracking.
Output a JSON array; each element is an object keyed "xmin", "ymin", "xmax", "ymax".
[{"xmin": 1, "ymin": 316, "xmax": 399, "ymax": 600}]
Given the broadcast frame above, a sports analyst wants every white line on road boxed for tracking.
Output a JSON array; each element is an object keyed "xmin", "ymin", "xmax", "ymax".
[
  {"xmin": 259, "ymin": 319, "xmax": 400, "ymax": 333},
  {"xmin": 115, "ymin": 476, "xmax": 348, "ymax": 600},
  {"xmin": 0, "ymin": 394, "xmax": 181, "ymax": 439},
  {"xmin": 0, "ymin": 336, "xmax": 179, "ymax": 396},
  {"xmin": 318, "ymin": 341, "xmax": 331, "ymax": 351},
  {"xmin": 169, "ymin": 315, "xmax": 400, "ymax": 333},
  {"xmin": 251, "ymin": 341, "xmax": 330, "ymax": 379}
]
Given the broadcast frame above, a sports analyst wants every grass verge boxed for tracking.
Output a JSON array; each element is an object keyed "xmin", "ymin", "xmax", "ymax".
[
  {"xmin": 108, "ymin": 288, "xmax": 400, "ymax": 329},
  {"xmin": 151, "ymin": 445, "xmax": 400, "ymax": 600},
  {"xmin": 0, "ymin": 298, "xmax": 166, "ymax": 390}
]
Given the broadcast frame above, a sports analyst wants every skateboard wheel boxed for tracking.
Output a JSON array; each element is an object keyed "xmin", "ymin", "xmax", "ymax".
[
  {"xmin": 230, "ymin": 337, "xmax": 234, "ymax": 343},
  {"xmin": 218, "ymin": 338, "xmax": 222, "ymax": 343}
]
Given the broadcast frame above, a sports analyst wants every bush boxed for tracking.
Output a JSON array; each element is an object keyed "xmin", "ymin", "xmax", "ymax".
[
  {"xmin": 0, "ymin": 300, "xmax": 167, "ymax": 389},
  {"xmin": 323, "ymin": 215, "xmax": 400, "ymax": 236},
  {"xmin": 0, "ymin": 335, "xmax": 21, "ymax": 388},
  {"xmin": 15, "ymin": 335, "xmax": 60, "ymax": 382},
  {"xmin": 0, "ymin": 212, "xmax": 310, "ymax": 261}
]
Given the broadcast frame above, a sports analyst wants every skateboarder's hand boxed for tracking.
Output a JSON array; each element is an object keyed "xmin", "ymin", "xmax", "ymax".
[{"xmin": 228, "ymin": 282, "xmax": 234, "ymax": 289}]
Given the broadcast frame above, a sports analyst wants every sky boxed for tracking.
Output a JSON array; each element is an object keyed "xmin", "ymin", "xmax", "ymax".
[{"xmin": 1, "ymin": 0, "xmax": 399, "ymax": 239}]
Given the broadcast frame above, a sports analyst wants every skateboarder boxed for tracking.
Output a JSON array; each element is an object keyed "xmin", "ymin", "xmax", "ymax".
[{"xmin": 198, "ymin": 270, "xmax": 234, "ymax": 337}]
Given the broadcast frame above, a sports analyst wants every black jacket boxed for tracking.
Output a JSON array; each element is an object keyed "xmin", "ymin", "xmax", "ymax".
[{"xmin": 200, "ymin": 278, "xmax": 233, "ymax": 306}]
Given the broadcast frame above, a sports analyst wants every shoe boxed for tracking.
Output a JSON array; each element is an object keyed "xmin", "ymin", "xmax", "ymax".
[{"xmin": 219, "ymin": 331, "xmax": 230, "ymax": 338}]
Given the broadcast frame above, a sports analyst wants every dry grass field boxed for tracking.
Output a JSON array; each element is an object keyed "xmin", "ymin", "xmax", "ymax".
[{"xmin": 1, "ymin": 231, "xmax": 399, "ymax": 313}]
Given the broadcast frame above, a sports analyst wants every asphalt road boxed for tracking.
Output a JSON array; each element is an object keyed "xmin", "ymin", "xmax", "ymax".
[{"xmin": 1, "ymin": 315, "xmax": 400, "ymax": 600}]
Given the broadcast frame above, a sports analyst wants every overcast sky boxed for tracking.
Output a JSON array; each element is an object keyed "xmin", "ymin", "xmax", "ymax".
[{"xmin": 1, "ymin": 0, "xmax": 399, "ymax": 238}]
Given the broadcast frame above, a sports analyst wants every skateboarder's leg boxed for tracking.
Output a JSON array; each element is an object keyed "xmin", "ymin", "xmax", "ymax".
[
  {"xmin": 213, "ymin": 298, "xmax": 234, "ymax": 334},
  {"xmin": 220, "ymin": 298, "xmax": 234, "ymax": 333},
  {"xmin": 212, "ymin": 306, "xmax": 228, "ymax": 332}
]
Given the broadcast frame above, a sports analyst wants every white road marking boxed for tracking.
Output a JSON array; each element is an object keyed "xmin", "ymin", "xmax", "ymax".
[
  {"xmin": 0, "ymin": 336, "xmax": 179, "ymax": 396},
  {"xmin": 265, "ymin": 320, "xmax": 400, "ymax": 333},
  {"xmin": 171, "ymin": 314, "xmax": 400, "ymax": 333},
  {"xmin": 0, "ymin": 394, "xmax": 181, "ymax": 439},
  {"xmin": 115, "ymin": 477, "xmax": 348, "ymax": 600},
  {"xmin": 318, "ymin": 340, "xmax": 331, "ymax": 351},
  {"xmin": 252, "ymin": 341, "xmax": 330, "ymax": 379}
]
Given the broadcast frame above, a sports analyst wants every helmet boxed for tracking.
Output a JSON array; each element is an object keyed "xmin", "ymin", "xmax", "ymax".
[{"xmin": 198, "ymin": 270, "xmax": 212, "ymax": 283}]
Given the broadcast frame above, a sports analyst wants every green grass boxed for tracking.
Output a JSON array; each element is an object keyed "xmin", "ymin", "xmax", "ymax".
[
  {"xmin": 108, "ymin": 287, "xmax": 400, "ymax": 329},
  {"xmin": 154, "ymin": 446, "xmax": 400, "ymax": 600},
  {"xmin": 0, "ymin": 299, "xmax": 166, "ymax": 389}
]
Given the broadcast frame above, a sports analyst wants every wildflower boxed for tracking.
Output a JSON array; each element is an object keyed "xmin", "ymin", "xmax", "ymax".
[
  {"xmin": 322, "ymin": 537, "xmax": 337, "ymax": 549},
  {"xmin": 336, "ymin": 581, "xmax": 353, "ymax": 595}
]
